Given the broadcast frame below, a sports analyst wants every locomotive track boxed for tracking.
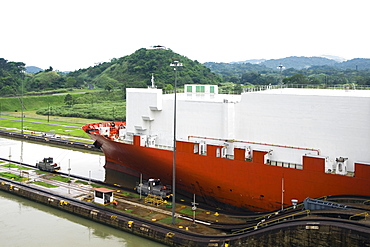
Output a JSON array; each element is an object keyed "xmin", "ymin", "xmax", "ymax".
[{"xmin": 0, "ymin": 129, "xmax": 99, "ymax": 151}]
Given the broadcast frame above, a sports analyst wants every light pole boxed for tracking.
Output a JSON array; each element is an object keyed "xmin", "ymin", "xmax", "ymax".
[
  {"xmin": 68, "ymin": 159, "xmax": 71, "ymax": 194},
  {"xmin": 277, "ymin": 64, "xmax": 285, "ymax": 85},
  {"xmin": 48, "ymin": 103, "xmax": 50, "ymax": 123},
  {"xmin": 21, "ymin": 71, "xmax": 25, "ymax": 135},
  {"xmin": 170, "ymin": 60, "xmax": 183, "ymax": 225}
]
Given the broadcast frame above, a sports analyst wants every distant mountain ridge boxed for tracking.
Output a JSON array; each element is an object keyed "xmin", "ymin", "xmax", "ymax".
[
  {"xmin": 222, "ymin": 56, "xmax": 370, "ymax": 70},
  {"xmin": 261, "ymin": 56, "xmax": 337, "ymax": 70},
  {"xmin": 25, "ymin": 66, "xmax": 43, "ymax": 73},
  {"xmin": 25, "ymin": 55, "xmax": 370, "ymax": 74}
]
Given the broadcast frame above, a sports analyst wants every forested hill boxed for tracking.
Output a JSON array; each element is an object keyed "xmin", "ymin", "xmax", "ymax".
[
  {"xmin": 207, "ymin": 57, "xmax": 370, "ymax": 71},
  {"xmin": 0, "ymin": 48, "xmax": 221, "ymax": 97},
  {"xmin": 0, "ymin": 58, "xmax": 25, "ymax": 96},
  {"xmin": 68, "ymin": 48, "xmax": 222, "ymax": 90},
  {"xmin": 204, "ymin": 57, "xmax": 370, "ymax": 86},
  {"xmin": 2, "ymin": 50, "xmax": 370, "ymax": 97},
  {"xmin": 260, "ymin": 56, "xmax": 337, "ymax": 69}
]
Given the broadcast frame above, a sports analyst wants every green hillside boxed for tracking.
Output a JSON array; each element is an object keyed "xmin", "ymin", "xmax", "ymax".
[
  {"xmin": 68, "ymin": 48, "xmax": 222, "ymax": 91},
  {"xmin": 0, "ymin": 94, "xmax": 66, "ymax": 112}
]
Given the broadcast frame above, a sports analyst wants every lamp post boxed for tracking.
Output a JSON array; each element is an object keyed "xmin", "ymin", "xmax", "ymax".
[
  {"xmin": 170, "ymin": 60, "xmax": 183, "ymax": 225},
  {"xmin": 48, "ymin": 103, "xmax": 50, "ymax": 123},
  {"xmin": 277, "ymin": 64, "xmax": 285, "ymax": 85},
  {"xmin": 21, "ymin": 71, "xmax": 25, "ymax": 135}
]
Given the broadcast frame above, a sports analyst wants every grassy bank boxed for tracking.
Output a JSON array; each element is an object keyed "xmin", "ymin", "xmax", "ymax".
[
  {"xmin": 0, "ymin": 91, "xmax": 126, "ymax": 122},
  {"xmin": 2, "ymin": 111, "xmax": 102, "ymax": 125},
  {"xmin": 0, "ymin": 94, "xmax": 71, "ymax": 112},
  {"xmin": 0, "ymin": 113, "xmax": 104, "ymax": 139},
  {"xmin": 0, "ymin": 90, "xmax": 125, "ymax": 139},
  {"xmin": 0, "ymin": 121, "xmax": 87, "ymax": 138},
  {"xmin": 36, "ymin": 102, "xmax": 126, "ymax": 121}
]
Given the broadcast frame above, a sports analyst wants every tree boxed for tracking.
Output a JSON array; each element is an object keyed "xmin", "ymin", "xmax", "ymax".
[
  {"xmin": 105, "ymin": 83, "xmax": 113, "ymax": 92},
  {"xmin": 164, "ymin": 84, "xmax": 173, "ymax": 93},
  {"xmin": 45, "ymin": 66, "xmax": 53, "ymax": 72},
  {"xmin": 241, "ymin": 72, "xmax": 261, "ymax": 84},
  {"xmin": 66, "ymin": 76, "xmax": 77, "ymax": 88},
  {"xmin": 283, "ymin": 73, "xmax": 310, "ymax": 84},
  {"xmin": 64, "ymin": 94, "xmax": 73, "ymax": 106},
  {"xmin": 0, "ymin": 85, "xmax": 14, "ymax": 96},
  {"xmin": 234, "ymin": 84, "xmax": 243, "ymax": 94}
]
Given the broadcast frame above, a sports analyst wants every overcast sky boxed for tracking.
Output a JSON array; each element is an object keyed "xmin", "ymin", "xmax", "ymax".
[{"xmin": 1, "ymin": 0, "xmax": 369, "ymax": 71}]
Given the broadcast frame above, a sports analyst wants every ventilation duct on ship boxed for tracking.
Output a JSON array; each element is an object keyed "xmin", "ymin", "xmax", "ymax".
[
  {"xmin": 245, "ymin": 146, "xmax": 252, "ymax": 160},
  {"xmin": 147, "ymin": 135, "xmax": 157, "ymax": 147},
  {"xmin": 200, "ymin": 141, "xmax": 206, "ymax": 155},
  {"xmin": 335, "ymin": 157, "xmax": 348, "ymax": 175},
  {"xmin": 325, "ymin": 156, "xmax": 333, "ymax": 173},
  {"xmin": 221, "ymin": 147, "xmax": 227, "ymax": 158},
  {"xmin": 216, "ymin": 147, "xmax": 221, "ymax": 157}
]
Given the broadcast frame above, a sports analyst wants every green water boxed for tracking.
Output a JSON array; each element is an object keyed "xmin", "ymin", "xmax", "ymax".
[{"xmin": 0, "ymin": 137, "xmax": 165, "ymax": 247}]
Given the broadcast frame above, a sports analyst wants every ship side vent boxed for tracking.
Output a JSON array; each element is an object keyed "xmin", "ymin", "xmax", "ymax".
[
  {"xmin": 216, "ymin": 147, "xmax": 221, "ymax": 157},
  {"xmin": 325, "ymin": 157, "xmax": 333, "ymax": 173},
  {"xmin": 200, "ymin": 141, "xmax": 206, "ymax": 155},
  {"xmin": 335, "ymin": 157, "xmax": 348, "ymax": 175},
  {"xmin": 136, "ymin": 135, "xmax": 147, "ymax": 147},
  {"xmin": 245, "ymin": 146, "xmax": 252, "ymax": 160},
  {"xmin": 147, "ymin": 135, "xmax": 157, "ymax": 147},
  {"xmin": 221, "ymin": 147, "xmax": 227, "ymax": 158},
  {"xmin": 118, "ymin": 128, "xmax": 126, "ymax": 140}
]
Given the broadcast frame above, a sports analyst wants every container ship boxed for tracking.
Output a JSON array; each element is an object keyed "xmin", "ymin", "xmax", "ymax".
[{"xmin": 83, "ymin": 84, "xmax": 370, "ymax": 212}]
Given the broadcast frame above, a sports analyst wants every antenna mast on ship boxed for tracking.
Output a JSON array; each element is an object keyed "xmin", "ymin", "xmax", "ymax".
[{"xmin": 150, "ymin": 73, "xmax": 155, "ymax": 88}]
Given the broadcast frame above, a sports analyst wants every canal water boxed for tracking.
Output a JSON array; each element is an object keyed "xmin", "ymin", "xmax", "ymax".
[{"xmin": 0, "ymin": 137, "xmax": 165, "ymax": 247}]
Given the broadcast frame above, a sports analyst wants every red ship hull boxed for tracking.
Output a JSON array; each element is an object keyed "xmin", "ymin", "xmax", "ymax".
[{"xmin": 84, "ymin": 123, "xmax": 370, "ymax": 212}]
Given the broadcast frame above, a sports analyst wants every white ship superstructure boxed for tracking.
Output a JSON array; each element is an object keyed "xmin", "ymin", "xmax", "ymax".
[{"xmin": 125, "ymin": 85, "xmax": 370, "ymax": 175}]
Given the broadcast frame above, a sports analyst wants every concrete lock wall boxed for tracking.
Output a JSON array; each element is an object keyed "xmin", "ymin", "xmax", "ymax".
[
  {"xmin": 1, "ymin": 180, "xmax": 370, "ymax": 247},
  {"xmin": 0, "ymin": 181, "xmax": 181, "ymax": 246}
]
